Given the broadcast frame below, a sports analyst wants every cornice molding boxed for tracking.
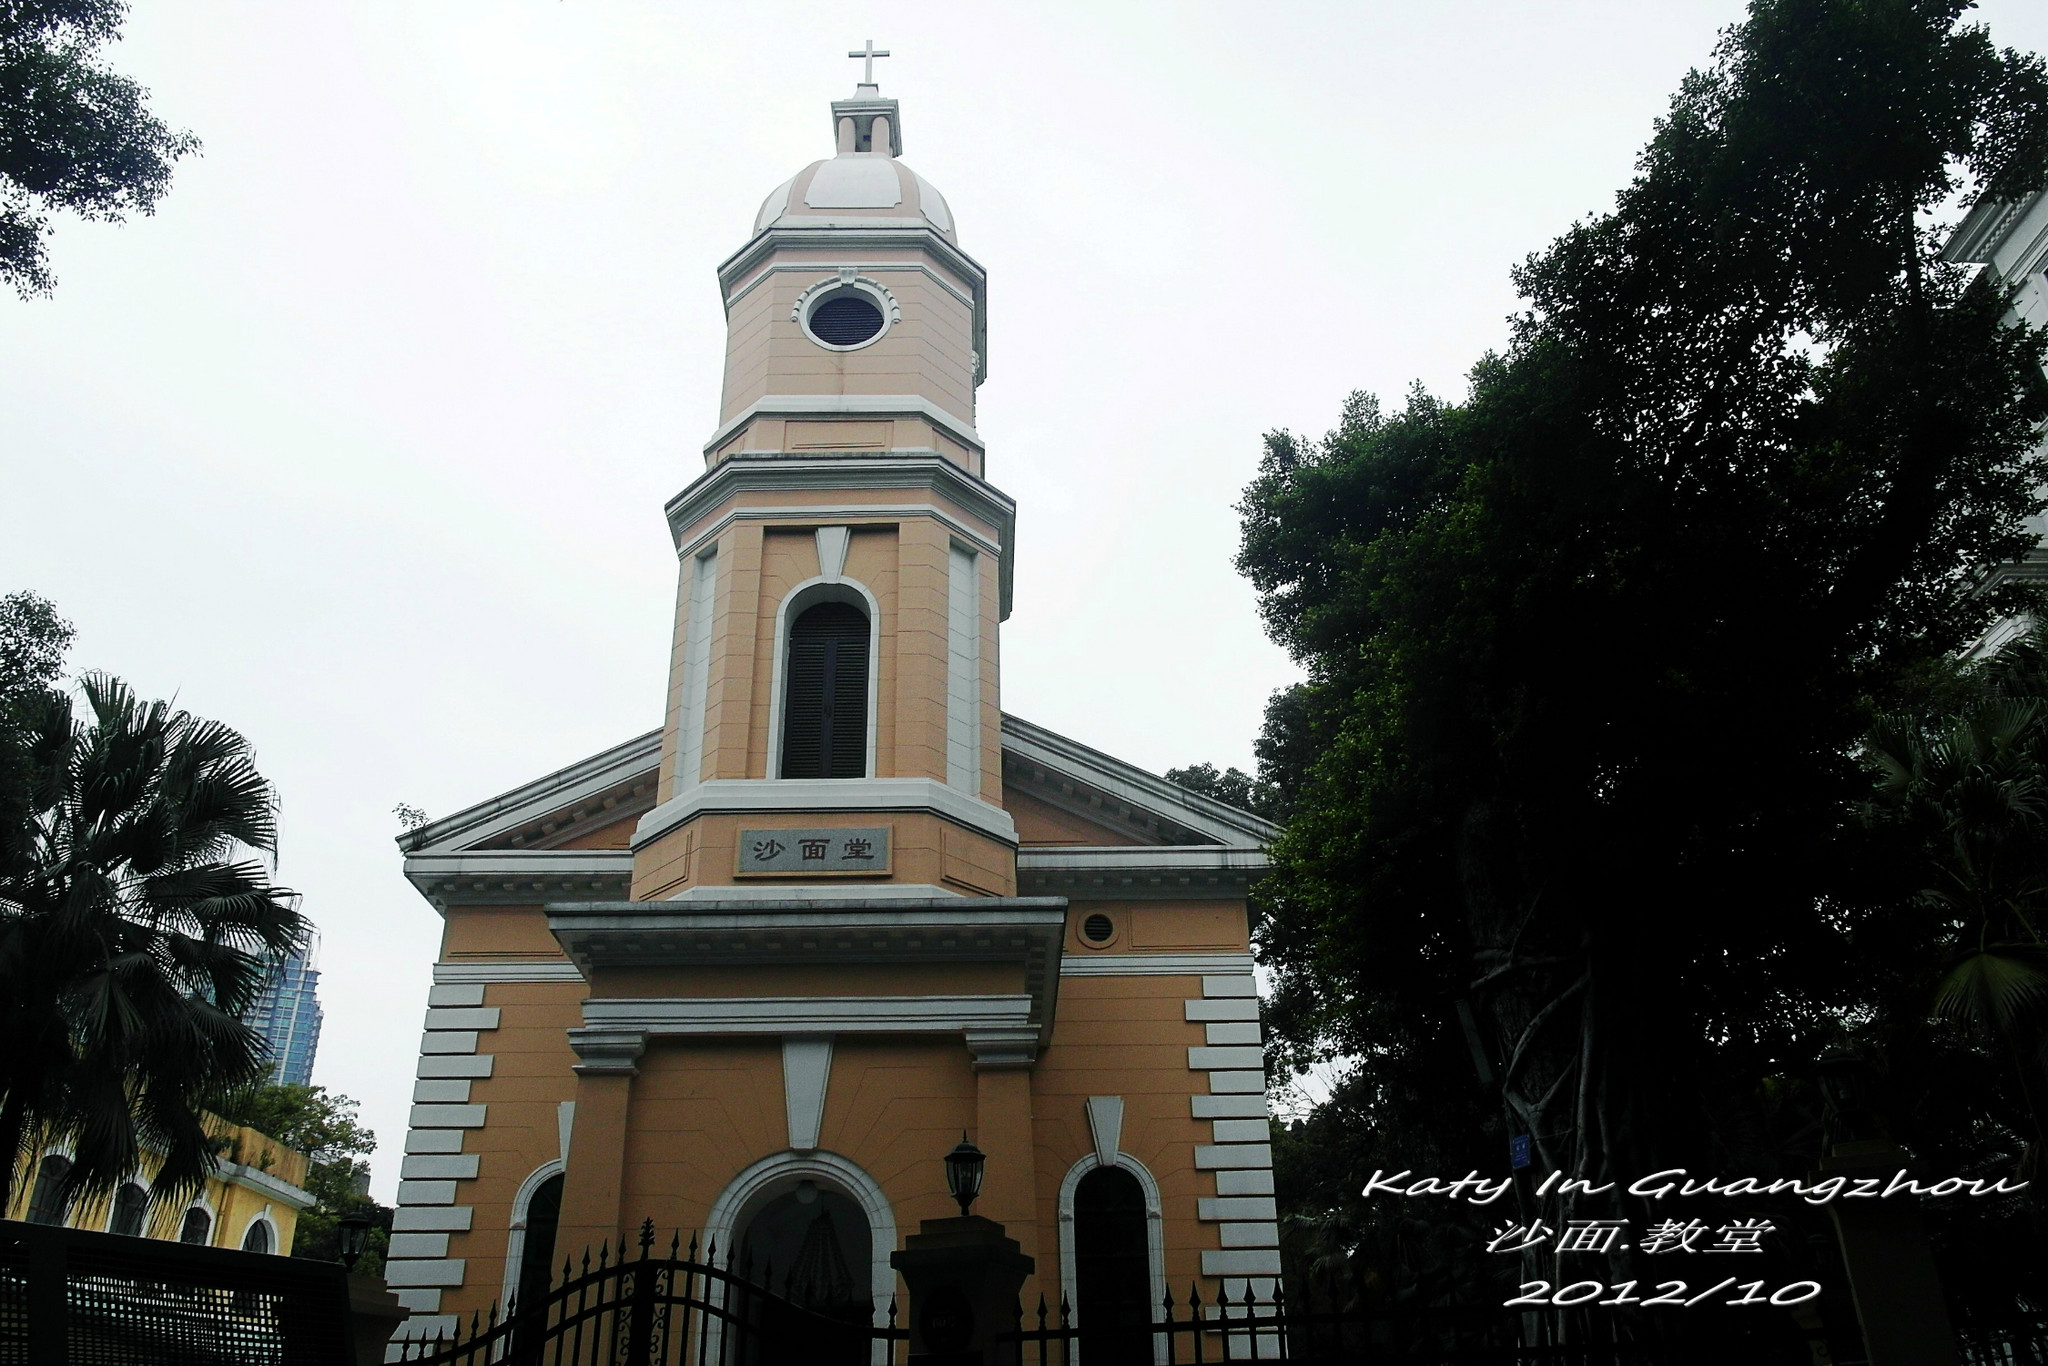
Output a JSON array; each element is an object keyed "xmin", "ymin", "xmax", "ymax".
[
  {"xmin": 398, "ymin": 731, "xmax": 660, "ymax": 856},
  {"xmin": 212, "ymin": 1160, "xmax": 316, "ymax": 1211},
  {"xmin": 547, "ymin": 897, "xmax": 1066, "ymax": 1038},
  {"xmin": 664, "ymin": 452, "xmax": 1016, "ymax": 618},
  {"xmin": 1017, "ymin": 846, "xmax": 1271, "ymax": 901},
  {"xmin": 580, "ymin": 993, "xmax": 1033, "ymax": 1037},
  {"xmin": 1060, "ymin": 951, "xmax": 1257, "ymax": 979},
  {"xmin": 1001, "ymin": 714, "xmax": 1278, "ymax": 849},
  {"xmin": 701, "ymin": 394, "xmax": 983, "ymax": 458},
  {"xmin": 404, "ymin": 851, "xmax": 633, "ymax": 912},
  {"xmin": 632, "ymin": 776, "xmax": 1019, "ymax": 852}
]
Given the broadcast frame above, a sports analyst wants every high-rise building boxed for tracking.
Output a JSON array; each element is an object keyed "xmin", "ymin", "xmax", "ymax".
[{"xmin": 246, "ymin": 932, "xmax": 324, "ymax": 1087}]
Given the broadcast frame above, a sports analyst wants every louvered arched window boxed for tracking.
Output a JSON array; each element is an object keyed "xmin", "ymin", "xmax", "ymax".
[{"xmin": 780, "ymin": 600, "xmax": 870, "ymax": 779}]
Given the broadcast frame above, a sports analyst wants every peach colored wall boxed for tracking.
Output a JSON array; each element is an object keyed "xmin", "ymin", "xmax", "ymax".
[
  {"xmin": 718, "ymin": 249, "xmax": 980, "ymax": 433},
  {"xmin": 1006, "ymin": 788, "xmax": 1149, "ymax": 847},
  {"xmin": 1032, "ymin": 972, "xmax": 1222, "ymax": 1299},
  {"xmin": 445, "ymin": 981, "xmax": 587, "ymax": 1297},
  {"xmin": 442, "ymin": 905, "xmax": 571, "ymax": 961},
  {"xmin": 630, "ymin": 810, "xmax": 1017, "ymax": 901}
]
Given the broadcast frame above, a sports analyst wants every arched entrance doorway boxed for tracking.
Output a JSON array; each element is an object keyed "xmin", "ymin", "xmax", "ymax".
[
  {"xmin": 741, "ymin": 1180, "xmax": 871, "ymax": 1317},
  {"xmin": 1074, "ymin": 1165, "xmax": 1153, "ymax": 1364},
  {"xmin": 739, "ymin": 1179, "xmax": 873, "ymax": 1363}
]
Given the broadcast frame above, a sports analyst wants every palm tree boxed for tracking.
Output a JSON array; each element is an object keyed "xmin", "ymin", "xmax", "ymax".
[
  {"xmin": 1865, "ymin": 657, "xmax": 2048, "ymax": 1182},
  {"xmin": 0, "ymin": 673, "xmax": 308, "ymax": 1219}
]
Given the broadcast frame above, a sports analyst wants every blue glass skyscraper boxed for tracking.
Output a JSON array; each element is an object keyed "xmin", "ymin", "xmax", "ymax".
[{"xmin": 245, "ymin": 933, "xmax": 324, "ymax": 1087}]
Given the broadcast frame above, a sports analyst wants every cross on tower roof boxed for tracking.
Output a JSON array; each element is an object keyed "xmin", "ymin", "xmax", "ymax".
[{"xmin": 848, "ymin": 39, "xmax": 890, "ymax": 87}]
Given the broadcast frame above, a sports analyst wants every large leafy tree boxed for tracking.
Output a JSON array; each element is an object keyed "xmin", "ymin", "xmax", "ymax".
[
  {"xmin": 1238, "ymin": 0, "xmax": 2048, "ymax": 1287},
  {"xmin": 215, "ymin": 1083, "xmax": 391, "ymax": 1272},
  {"xmin": 0, "ymin": 672, "xmax": 309, "ymax": 1217},
  {"xmin": 0, "ymin": 0, "xmax": 198, "ymax": 297}
]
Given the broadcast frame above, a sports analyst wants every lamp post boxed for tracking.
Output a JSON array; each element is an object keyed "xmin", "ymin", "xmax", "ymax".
[
  {"xmin": 891, "ymin": 1134, "xmax": 1031, "ymax": 1364},
  {"xmin": 337, "ymin": 1212, "xmax": 372, "ymax": 1272},
  {"xmin": 943, "ymin": 1132, "xmax": 985, "ymax": 1217}
]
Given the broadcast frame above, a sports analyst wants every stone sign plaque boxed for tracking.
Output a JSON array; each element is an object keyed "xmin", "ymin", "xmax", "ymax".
[{"xmin": 736, "ymin": 826, "xmax": 892, "ymax": 876}]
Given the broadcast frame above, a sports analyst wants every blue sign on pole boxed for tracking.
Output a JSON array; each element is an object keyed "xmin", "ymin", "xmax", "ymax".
[{"xmin": 1510, "ymin": 1135, "xmax": 1531, "ymax": 1170}]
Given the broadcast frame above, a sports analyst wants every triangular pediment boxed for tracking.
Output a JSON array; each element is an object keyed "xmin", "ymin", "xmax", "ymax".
[{"xmin": 397, "ymin": 730, "xmax": 662, "ymax": 857}]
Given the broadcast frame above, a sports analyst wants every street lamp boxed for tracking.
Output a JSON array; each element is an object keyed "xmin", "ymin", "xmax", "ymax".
[
  {"xmin": 943, "ymin": 1132, "xmax": 985, "ymax": 1217},
  {"xmin": 337, "ymin": 1212, "xmax": 373, "ymax": 1272}
]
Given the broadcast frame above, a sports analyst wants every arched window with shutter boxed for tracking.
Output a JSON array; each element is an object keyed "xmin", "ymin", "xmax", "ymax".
[
  {"xmin": 26, "ymin": 1154, "xmax": 72, "ymax": 1226},
  {"xmin": 780, "ymin": 599, "xmax": 871, "ymax": 779},
  {"xmin": 109, "ymin": 1182, "xmax": 148, "ymax": 1236}
]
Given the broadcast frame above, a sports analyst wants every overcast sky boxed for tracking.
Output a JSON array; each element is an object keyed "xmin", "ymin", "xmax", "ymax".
[{"xmin": 6, "ymin": 1, "xmax": 2044, "ymax": 1201}]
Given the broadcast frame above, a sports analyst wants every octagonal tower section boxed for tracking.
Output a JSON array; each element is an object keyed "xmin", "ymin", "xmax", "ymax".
[{"xmin": 631, "ymin": 87, "xmax": 1015, "ymax": 904}]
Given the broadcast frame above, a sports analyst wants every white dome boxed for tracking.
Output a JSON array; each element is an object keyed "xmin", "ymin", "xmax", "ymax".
[{"xmin": 752, "ymin": 153, "xmax": 955, "ymax": 241}]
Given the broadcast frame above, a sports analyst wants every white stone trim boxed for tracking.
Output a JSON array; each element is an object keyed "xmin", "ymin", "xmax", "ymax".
[
  {"xmin": 1056, "ymin": 1152, "xmax": 1168, "ymax": 1365},
  {"xmin": 409, "ymin": 1104, "xmax": 488, "ymax": 1129},
  {"xmin": 582, "ymin": 994, "xmax": 1034, "ymax": 1037},
  {"xmin": 782, "ymin": 1037, "xmax": 834, "ymax": 1151},
  {"xmin": 702, "ymin": 394, "xmax": 982, "ymax": 458},
  {"xmin": 397, "ymin": 1180, "xmax": 459, "ymax": 1206},
  {"xmin": 404, "ymin": 1130, "xmax": 466, "ymax": 1153},
  {"xmin": 679, "ymin": 547, "xmax": 718, "ymax": 789},
  {"xmin": 412, "ymin": 1080, "xmax": 471, "ymax": 1103},
  {"xmin": 425, "ymin": 1007, "xmax": 501, "ymax": 1031},
  {"xmin": 433, "ymin": 961, "xmax": 585, "ymax": 985},
  {"xmin": 417, "ymin": 1054, "xmax": 495, "ymax": 1078},
  {"xmin": 387, "ymin": 1232, "xmax": 449, "ymax": 1260},
  {"xmin": 766, "ymin": 576, "xmax": 883, "ymax": 781},
  {"xmin": 1184, "ymin": 998, "xmax": 1258, "ymax": 1022},
  {"xmin": 398, "ymin": 730, "xmax": 660, "ymax": 855},
  {"xmin": 1000, "ymin": 716, "xmax": 1279, "ymax": 847},
  {"xmin": 393, "ymin": 1207, "xmax": 474, "ymax": 1232},
  {"xmin": 385, "ymin": 1259, "xmax": 467, "ymax": 1288},
  {"xmin": 792, "ymin": 272, "xmax": 901, "ymax": 353},
  {"xmin": 427, "ymin": 984, "xmax": 486, "ymax": 1007},
  {"xmin": 1195, "ymin": 1144, "xmax": 1273, "ymax": 1170},
  {"xmin": 946, "ymin": 543, "xmax": 981, "ymax": 795},
  {"xmin": 663, "ymin": 881, "xmax": 961, "ymax": 902},
  {"xmin": 705, "ymin": 1149, "xmax": 899, "ymax": 1343},
  {"xmin": 633, "ymin": 776, "xmax": 1018, "ymax": 851},
  {"xmin": 725, "ymin": 260, "xmax": 975, "ymax": 316},
  {"xmin": 673, "ymin": 501, "xmax": 1003, "ymax": 578},
  {"xmin": 1059, "ymin": 952, "xmax": 1254, "ymax": 979},
  {"xmin": 499, "ymin": 1160, "xmax": 567, "ymax": 1316},
  {"xmin": 1213, "ymin": 1171, "xmax": 1275, "ymax": 1197},
  {"xmin": 237, "ymin": 1211, "xmax": 281, "ymax": 1255},
  {"xmin": 212, "ymin": 1161, "xmax": 315, "ymax": 1211}
]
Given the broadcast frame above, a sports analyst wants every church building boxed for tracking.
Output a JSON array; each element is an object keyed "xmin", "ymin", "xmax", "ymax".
[{"xmin": 383, "ymin": 63, "xmax": 1280, "ymax": 1355}]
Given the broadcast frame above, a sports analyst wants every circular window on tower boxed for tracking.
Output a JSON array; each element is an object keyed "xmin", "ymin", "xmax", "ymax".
[{"xmin": 794, "ymin": 276, "xmax": 897, "ymax": 352}]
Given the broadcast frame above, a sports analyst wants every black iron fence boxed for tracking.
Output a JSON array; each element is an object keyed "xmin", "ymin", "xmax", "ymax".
[
  {"xmin": 394, "ymin": 1221, "xmax": 2047, "ymax": 1366},
  {"xmin": 0, "ymin": 1217, "xmax": 354, "ymax": 1366},
  {"xmin": 393, "ymin": 1222, "xmax": 904, "ymax": 1366}
]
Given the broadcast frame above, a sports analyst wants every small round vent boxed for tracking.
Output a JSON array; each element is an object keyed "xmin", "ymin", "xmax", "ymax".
[
  {"xmin": 1082, "ymin": 914, "xmax": 1115, "ymax": 945},
  {"xmin": 807, "ymin": 292, "xmax": 885, "ymax": 346}
]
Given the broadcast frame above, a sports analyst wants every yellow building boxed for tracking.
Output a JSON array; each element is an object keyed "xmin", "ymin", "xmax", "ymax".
[
  {"xmin": 384, "ymin": 69, "xmax": 1278, "ymax": 1354},
  {"xmin": 6, "ymin": 1113, "xmax": 312, "ymax": 1254}
]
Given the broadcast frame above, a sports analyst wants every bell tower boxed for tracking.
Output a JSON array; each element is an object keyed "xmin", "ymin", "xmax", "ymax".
[
  {"xmin": 384, "ymin": 60, "xmax": 1281, "ymax": 1354},
  {"xmin": 629, "ymin": 76, "xmax": 1014, "ymax": 903}
]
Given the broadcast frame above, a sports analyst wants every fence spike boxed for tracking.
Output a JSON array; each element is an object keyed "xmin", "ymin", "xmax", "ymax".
[
  {"xmin": 639, "ymin": 1217, "xmax": 655, "ymax": 1255},
  {"xmin": 1036, "ymin": 1292, "xmax": 1048, "ymax": 1332},
  {"xmin": 888, "ymin": 1295, "xmax": 899, "ymax": 1329},
  {"xmin": 598, "ymin": 1239, "xmax": 611, "ymax": 1271},
  {"xmin": 1060, "ymin": 1291, "xmax": 1072, "ymax": 1328},
  {"xmin": 687, "ymin": 1230, "xmax": 699, "ymax": 1261},
  {"xmin": 669, "ymin": 1228, "xmax": 681, "ymax": 1259},
  {"xmin": 486, "ymin": 1299, "xmax": 499, "ymax": 1331}
]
